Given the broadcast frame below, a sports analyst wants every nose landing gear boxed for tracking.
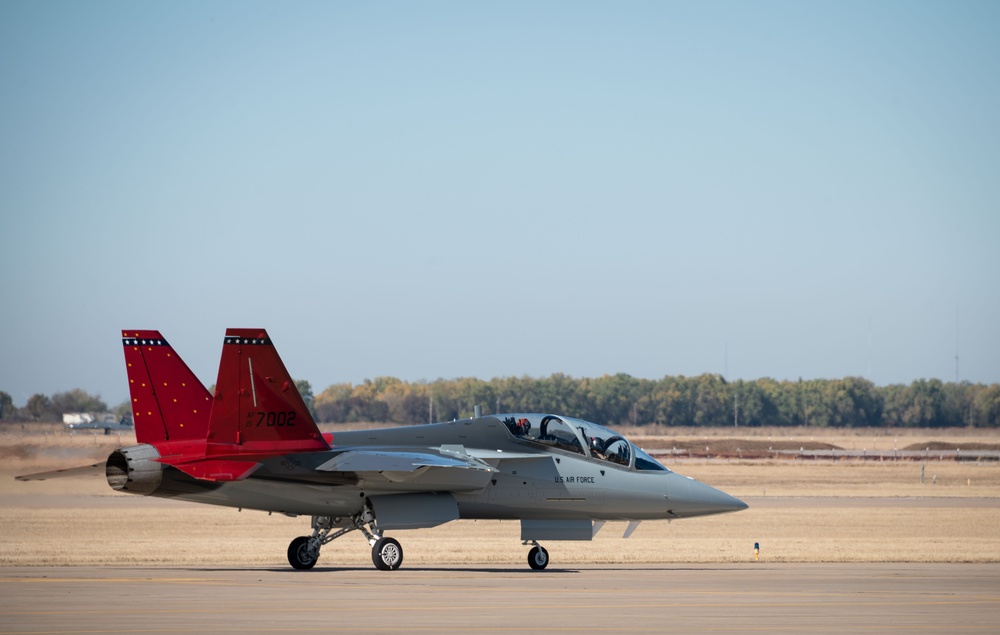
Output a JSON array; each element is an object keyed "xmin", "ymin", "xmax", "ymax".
[
  {"xmin": 372, "ymin": 536, "xmax": 403, "ymax": 571},
  {"xmin": 525, "ymin": 541, "xmax": 549, "ymax": 570}
]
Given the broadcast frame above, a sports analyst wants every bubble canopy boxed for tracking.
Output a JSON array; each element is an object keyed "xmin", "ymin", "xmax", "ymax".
[{"xmin": 498, "ymin": 414, "xmax": 669, "ymax": 472}]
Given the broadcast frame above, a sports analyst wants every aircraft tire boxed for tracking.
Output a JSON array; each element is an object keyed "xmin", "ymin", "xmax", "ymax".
[
  {"xmin": 527, "ymin": 545, "xmax": 549, "ymax": 570},
  {"xmin": 287, "ymin": 536, "xmax": 319, "ymax": 570},
  {"xmin": 372, "ymin": 537, "xmax": 403, "ymax": 571}
]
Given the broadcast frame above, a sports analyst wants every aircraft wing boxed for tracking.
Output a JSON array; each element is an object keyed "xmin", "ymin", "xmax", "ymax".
[{"xmin": 316, "ymin": 449, "xmax": 498, "ymax": 474}]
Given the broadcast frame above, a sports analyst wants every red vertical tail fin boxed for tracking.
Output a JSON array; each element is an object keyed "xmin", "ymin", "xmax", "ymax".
[
  {"xmin": 208, "ymin": 329, "xmax": 328, "ymax": 453},
  {"xmin": 122, "ymin": 330, "xmax": 212, "ymax": 443}
]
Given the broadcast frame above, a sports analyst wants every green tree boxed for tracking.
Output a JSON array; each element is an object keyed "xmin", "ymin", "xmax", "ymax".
[
  {"xmin": 973, "ymin": 384, "xmax": 1000, "ymax": 428},
  {"xmin": 755, "ymin": 378, "xmax": 796, "ymax": 426},
  {"xmin": 642, "ymin": 377, "xmax": 686, "ymax": 426},
  {"xmin": 24, "ymin": 394, "xmax": 53, "ymax": 421},
  {"xmin": 798, "ymin": 380, "xmax": 834, "ymax": 427},
  {"xmin": 825, "ymin": 377, "xmax": 883, "ymax": 428},
  {"xmin": 534, "ymin": 374, "xmax": 580, "ymax": 418},
  {"xmin": 494, "ymin": 376, "xmax": 542, "ymax": 414},
  {"xmin": 905, "ymin": 379, "xmax": 947, "ymax": 427},
  {"xmin": 942, "ymin": 381, "xmax": 975, "ymax": 427},
  {"xmin": 50, "ymin": 389, "xmax": 107, "ymax": 415},
  {"xmin": 452, "ymin": 377, "xmax": 495, "ymax": 419},
  {"xmin": 0, "ymin": 391, "xmax": 13, "ymax": 420},
  {"xmin": 730, "ymin": 380, "xmax": 776, "ymax": 427},
  {"xmin": 294, "ymin": 379, "xmax": 317, "ymax": 420},
  {"xmin": 585, "ymin": 374, "xmax": 640, "ymax": 426},
  {"xmin": 691, "ymin": 374, "xmax": 728, "ymax": 427}
]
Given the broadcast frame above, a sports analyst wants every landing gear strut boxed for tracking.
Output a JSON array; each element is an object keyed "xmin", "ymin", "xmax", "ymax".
[
  {"xmin": 286, "ymin": 502, "xmax": 403, "ymax": 571},
  {"xmin": 525, "ymin": 541, "xmax": 549, "ymax": 570}
]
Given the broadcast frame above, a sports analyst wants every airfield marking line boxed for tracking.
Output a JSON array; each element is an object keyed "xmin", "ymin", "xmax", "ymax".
[
  {"xmin": 2, "ymin": 598, "xmax": 995, "ymax": 619},
  {"xmin": 7, "ymin": 577, "xmax": 994, "ymax": 603},
  {"xmin": 170, "ymin": 581, "xmax": 613, "ymax": 594},
  {"xmin": 5, "ymin": 595, "xmax": 990, "ymax": 610},
  {"xmin": 0, "ymin": 578, "xmax": 218, "ymax": 584},
  {"xmin": 2, "ymin": 628, "xmax": 1000, "ymax": 635},
  {"xmin": 0, "ymin": 582, "xmax": 607, "ymax": 599},
  {"xmin": 0, "ymin": 577, "xmax": 609, "ymax": 596}
]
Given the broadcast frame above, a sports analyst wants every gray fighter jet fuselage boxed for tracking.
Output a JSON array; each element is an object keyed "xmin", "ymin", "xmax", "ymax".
[
  {"xmin": 140, "ymin": 414, "xmax": 742, "ymax": 520},
  {"xmin": 111, "ymin": 412, "xmax": 746, "ymax": 570}
]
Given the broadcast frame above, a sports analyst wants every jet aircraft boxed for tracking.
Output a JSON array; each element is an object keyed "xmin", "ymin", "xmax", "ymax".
[{"xmin": 19, "ymin": 329, "xmax": 747, "ymax": 571}]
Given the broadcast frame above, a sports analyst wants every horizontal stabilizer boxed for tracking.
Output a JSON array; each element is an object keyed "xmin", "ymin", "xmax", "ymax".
[
  {"xmin": 167, "ymin": 459, "xmax": 262, "ymax": 482},
  {"xmin": 15, "ymin": 463, "xmax": 104, "ymax": 481},
  {"xmin": 316, "ymin": 450, "xmax": 498, "ymax": 474}
]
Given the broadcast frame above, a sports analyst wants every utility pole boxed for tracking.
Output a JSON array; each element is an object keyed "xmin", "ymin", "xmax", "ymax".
[
  {"xmin": 734, "ymin": 388, "xmax": 739, "ymax": 428},
  {"xmin": 955, "ymin": 305, "xmax": 960, "ymax": 382},
  {"xmin": 867, "ymin": 317, "xmax": 873, "ymax": 382}
]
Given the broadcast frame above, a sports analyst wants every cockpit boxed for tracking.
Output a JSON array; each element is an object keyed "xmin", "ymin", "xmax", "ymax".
[{"xmin": 500, "ymin": 414, "xmax": 669, "ymax": 472}]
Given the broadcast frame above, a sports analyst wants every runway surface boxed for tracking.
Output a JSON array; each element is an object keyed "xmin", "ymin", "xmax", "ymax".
[{"xmin": 1, "ymin": 564, "xmax": 997, "ymax": 634}]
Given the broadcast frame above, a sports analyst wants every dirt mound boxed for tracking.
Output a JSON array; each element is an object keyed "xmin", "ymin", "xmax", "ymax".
[
  {"xmin": 0, "ymin": 444, "xmax": 33, "ymax": 460},
  {"xmin": 633, "ymin": 438, "xmax": 842, "ymax": 458},
  {"xmin": 902, "ymin": 441, "xmax": 1000, "ymax": 452},
  {"xmin": 0, "ymin": 436, "xmax": 123, "ymax": 475}
]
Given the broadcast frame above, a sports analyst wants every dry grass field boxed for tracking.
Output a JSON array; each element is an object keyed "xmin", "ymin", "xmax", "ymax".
[{"xmin": 2, "ymin": 424, "xmax": 998, "ymax": 567}]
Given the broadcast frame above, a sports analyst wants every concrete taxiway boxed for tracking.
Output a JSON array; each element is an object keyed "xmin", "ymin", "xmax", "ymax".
[{"xmin": 1, "ymin": 564, "xmax": 997, "ymax": 634}]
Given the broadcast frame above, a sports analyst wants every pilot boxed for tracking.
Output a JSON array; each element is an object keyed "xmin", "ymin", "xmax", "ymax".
[
  {"xmin": 516, "ymin": 418, "xmax": 530, "ymax": 436},
  {"xmin": 589, "ymin": 437, "xmax": 606, "ymax": 460}
]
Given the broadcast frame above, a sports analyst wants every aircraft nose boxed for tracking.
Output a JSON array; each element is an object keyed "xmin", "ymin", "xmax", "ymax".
[{"xmin": 667, "ymin": 474, "xmax": 748, "ymax": 517}]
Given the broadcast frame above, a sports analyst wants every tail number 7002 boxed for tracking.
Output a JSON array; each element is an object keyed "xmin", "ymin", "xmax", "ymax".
[{"xmin": 246, "ymin": 411, "xmax": 297, "ymax": 427}]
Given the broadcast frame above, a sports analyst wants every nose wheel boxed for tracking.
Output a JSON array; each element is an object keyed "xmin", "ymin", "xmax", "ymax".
[
  {"xmin": 527, "ymin": 544, "xmax": 549, "ymax": 570},
  {"xmin": 372, "ymin": 537, "xmax": 403, "ymax": 570}
]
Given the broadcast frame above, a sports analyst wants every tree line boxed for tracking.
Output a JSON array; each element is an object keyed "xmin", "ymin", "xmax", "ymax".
[
  {"xmin": 311, "ymin": 374, "xmax": 1000, "ymax": 429},
  {"xmin": 3, "ymin": 375, "xmax": 999, "ymax": 428},
  {"xmin": 0, "ymin": 388, "xmax": 121, "ymax": 423}
]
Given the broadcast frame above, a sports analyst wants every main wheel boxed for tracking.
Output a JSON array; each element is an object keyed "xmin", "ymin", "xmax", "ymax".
[
  {"xmin": 372, "ymin": 537, "xmax": 403, "ymax": 571},
  {"xmin": 287, "ymin": 536, "xmax": 319, "ymax": 570},
  {"xmin": 527, "ymin": 545, "xmax": 549, "ymax": 570}
]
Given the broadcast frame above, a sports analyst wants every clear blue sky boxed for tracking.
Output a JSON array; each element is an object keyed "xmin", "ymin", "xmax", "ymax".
[{"xmin": 2, "ymin": 1, "xmax": 998, "ymax": 408}]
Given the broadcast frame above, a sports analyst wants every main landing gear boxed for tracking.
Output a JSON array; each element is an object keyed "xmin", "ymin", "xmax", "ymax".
[
  {"xmin": 285, "ymin": 503, "xmax": 551, "ymax": 572},
  {"xmin": 286, "ymin": 503, "xmax": 403, "ymax": 571}
]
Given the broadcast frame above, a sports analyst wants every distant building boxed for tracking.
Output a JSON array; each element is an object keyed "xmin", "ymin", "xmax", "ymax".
[
  {"xmin": 63, "ymin": 412, "xmax": 133, "ymax": 432},
  {"xmin": 62, "ymin": 413, "xmax": 95, "ymax": 425}
]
